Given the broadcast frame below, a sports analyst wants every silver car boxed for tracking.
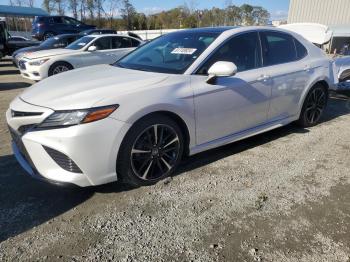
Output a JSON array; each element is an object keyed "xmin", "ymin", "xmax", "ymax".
[{"xmin": 7, "ymin": 26, "xmax": 334, "ymax": 187}]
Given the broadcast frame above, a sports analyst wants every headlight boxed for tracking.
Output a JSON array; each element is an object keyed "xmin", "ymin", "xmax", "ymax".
[
  {"xmin": 38, "ymin": 105, "xmax": 119, "ymax": 128},
  {"xmin": 28, "ymin": 58, "xmax": 50, "ymax": 66}
]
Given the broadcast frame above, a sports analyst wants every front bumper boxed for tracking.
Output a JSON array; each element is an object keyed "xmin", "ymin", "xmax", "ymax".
[
  {"xmin": 11, "ymin": 141, "xmax": 77, "ymax": 187},
  {"xmin": 18, "ymin": 59, "xmax": 48, "ymax": 81},
  {"xmin": 7, "ymin": 98, "xmax": 131, "ymax": 187}
]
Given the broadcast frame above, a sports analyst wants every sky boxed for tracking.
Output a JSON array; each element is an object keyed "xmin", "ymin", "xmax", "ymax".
[{"xmin": 0, "ymin": 0, "xmax": 290, "ymax": 20}]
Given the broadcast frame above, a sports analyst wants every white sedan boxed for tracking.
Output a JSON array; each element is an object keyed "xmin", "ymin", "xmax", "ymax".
[
  {"xmin": 18, "ymin": 34, "xmax": 142, "ymax": 81},
  {"xmin": 7, "ymin": 27, "xmax": 335, "ymax": 187}
]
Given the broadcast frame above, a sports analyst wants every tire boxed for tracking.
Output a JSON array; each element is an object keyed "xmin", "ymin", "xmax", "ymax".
[
  {"xmin": 48, "ymin": 62, "xmax": 73, "ymax": 76},
  {"xmin": 297, "ymin": 83, "xmax": 328, "ymax": 127},
  {"xmin": 43, "ymin": 32, "xmax": 55, "ymax": 40},
  {"xmin": 117, "ymin": 114, "xmax": 184, "ymax": 187}
]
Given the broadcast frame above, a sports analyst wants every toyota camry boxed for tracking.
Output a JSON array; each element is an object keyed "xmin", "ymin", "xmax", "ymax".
[{"xmin": 7, "ymin": 27, "xmax": 335, "ymax": 187}]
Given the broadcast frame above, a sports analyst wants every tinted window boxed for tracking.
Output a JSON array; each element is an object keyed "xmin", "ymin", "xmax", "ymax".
[
  {"xmin": 67, "ymin": 36, "xmax": 79, "ymax": 44},
  {"xmin": 93, "ymin": 37, "xmax": 112, "ymax": 50},
  {"xmin": 130, "ymin": 38, "xmax": 140, "ymax": 47},
  {"xmin": 116, "ymin": 31, "xmax": 218, "ymax": 74},
  {"xmin": 197, "ymin": 32, "xmax": 262, "ymax": 75},
  {"xmin": 261, "ymin": 31, "xmax": 297, "ymax": 66},
  {"xmin": 294, "ymin": 39, "xmax": 307, "ymax": 59},
  {"xmin": 49, "ymin": 17, "xmax": 63, "ymax": 24},
  {"xmin": 63, "ymin": 17, "xmax": 81, "ymax": 25}
]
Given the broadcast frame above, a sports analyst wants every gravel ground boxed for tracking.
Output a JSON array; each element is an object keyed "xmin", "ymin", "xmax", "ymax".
[{"xmin": 1, "ymin": 58, "xmax": 350, "ymax": 261}]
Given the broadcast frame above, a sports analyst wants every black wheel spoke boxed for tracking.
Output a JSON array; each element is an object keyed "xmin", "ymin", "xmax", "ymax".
[
  {"xmin": 131, "ymin": 124, "xmax": 180, "ymax": 181},
  {"xmin": 305, "ymin": 87, "xmax": 326, "ymax": 125}
]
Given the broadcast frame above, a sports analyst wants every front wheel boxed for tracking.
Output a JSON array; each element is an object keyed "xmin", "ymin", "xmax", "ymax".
[
  {"xmin": 48, "ymin": 62, "xmax": 73, "ymax": 76},
  {"xmin": 297, "ymin": 83, "xmax": 328, "ymax": 127},
  {"xmin": 117, "ymin": 115, "xmax": 184, "ymax": 186}
]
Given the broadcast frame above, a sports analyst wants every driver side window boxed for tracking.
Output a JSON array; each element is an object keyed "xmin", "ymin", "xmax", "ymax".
[
  {"xmin": 197, "ymin": 32, "xmax": 262, "ymax": 75},
  {"xmin": 92, "ymin": 37, "xmax": 112, "ymax": 50}
]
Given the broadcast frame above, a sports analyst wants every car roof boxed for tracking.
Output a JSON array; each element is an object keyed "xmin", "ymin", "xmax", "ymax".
[
  {"xmin": 82, "ymin": 33, "xmax": 141, "ymax": 40},
  {"xmin": 173, "ymin": 26, "xmax": 239, "ymax": 35}
]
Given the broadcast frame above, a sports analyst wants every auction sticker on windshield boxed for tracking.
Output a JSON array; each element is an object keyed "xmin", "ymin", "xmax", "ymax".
[{"xmin": 171, "ymin": 48, "xmax": 197, "ymax": 55}]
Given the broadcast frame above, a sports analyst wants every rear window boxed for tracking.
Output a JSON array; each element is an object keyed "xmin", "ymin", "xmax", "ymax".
[
  {"xmin": 261, "ymin": 31, "xmax": 297, "ymax": 66},
  {"xmin": 294, "ymin": 39, "xmax": 308, "ymax": 59}
]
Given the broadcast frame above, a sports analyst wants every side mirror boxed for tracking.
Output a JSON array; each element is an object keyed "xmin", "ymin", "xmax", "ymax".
[
  {"xmin": 87, "ymin": 46, "xmax": 97, "ymax": 52},
  {"xmin": 206, "ymin": 61, "xmax": 237, "ymax": 84}
]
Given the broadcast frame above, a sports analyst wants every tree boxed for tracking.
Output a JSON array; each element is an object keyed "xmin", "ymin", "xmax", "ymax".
[
  {"xmin": 120, "ymin": 0, "xmax": 136, "ymax": 30},
  {"xmin": 252, "ymin": 6, "xmax": 270, "ymax": 25},
  {"xmin": 226, "ymin": 5, "xmax": 241, "ymax": 25},
  {"xmin": 55, "ymin": 0, "xmax": 66, "ymax": 15},
  {"xmin": 240, "ymin": 4, "xmax": 254, "ymax": 25},
  {"xmin": 68, "ymin": 0, "xmax": 79, "ymax": 18},
  {"xmin": 104, "ymin": 0, "xmax": 119, "ymax": 28}
]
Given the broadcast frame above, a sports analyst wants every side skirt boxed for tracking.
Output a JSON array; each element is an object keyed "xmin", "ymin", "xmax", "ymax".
[{"xmin": 189, "ymin": 115, "xmax": 298, "ymax": 156}]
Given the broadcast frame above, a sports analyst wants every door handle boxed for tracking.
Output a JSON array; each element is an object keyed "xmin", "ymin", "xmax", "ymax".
[{"xmin": 257, "ymin": 75, "xmax": 270, "ymax": 82}]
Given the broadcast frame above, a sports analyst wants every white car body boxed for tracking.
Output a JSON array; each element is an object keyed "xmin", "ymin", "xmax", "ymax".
[
  {"xmin": 7, "ymin": 27, "xmax": 334, "ymax": 187},
  {"xmin": 18, "ymin": 34, "xmax": 142, "ymax": 81},
  {"xmin": 279, "ymin": 23, "xmax": 350, "ymax": 89}
]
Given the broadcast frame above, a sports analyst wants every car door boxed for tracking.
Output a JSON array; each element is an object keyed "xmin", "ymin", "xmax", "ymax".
[
  {"xmin": 191, "ymin": 32, "xmax": 272, "ymax": 145},
  {"xmin": 259, "ymin": 31, "xmax": 310, "ymax": 121},
  {"xmin": 108, "ymin": 36, "xmax": 138, "ymax": 62},
  {"xmin": 81, "ymin": 36, "xmax": 116, "ymax": 66}
]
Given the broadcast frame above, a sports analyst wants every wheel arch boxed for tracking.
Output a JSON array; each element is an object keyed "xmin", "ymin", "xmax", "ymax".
[
  {"xmin": 123, "ymin": 110, "xmax": 192, "ymax": 157},
  {"xmin": 339, "ymin": 68, "xmax": 350, "ymax": 82},
  {"xmin": 48, "ymin": 60, "xmax": 74, "ymax": 76},
  {"xmin": 297, "ymin": 78, "xmax": 329, "ymax": 118}
]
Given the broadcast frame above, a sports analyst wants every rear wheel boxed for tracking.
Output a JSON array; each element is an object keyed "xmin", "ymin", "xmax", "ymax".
[
  {"xmin": 117, "ymin": 115, "xmax": 184, "ymax": 186},
  {"xmin": 48, "ymin": 62, "xmax": 73, "ymax": 76},
  {"xmin": 297, "ymin": 83, "xmax": 328, "ymax": 127}
]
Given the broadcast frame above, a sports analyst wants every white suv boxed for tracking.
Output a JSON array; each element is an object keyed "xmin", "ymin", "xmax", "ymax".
[
  {"xmin": 7, "ymin": 27, "xmax": 334, "ymax": 187},
  {"xmin": 18, "ymin": 34, "xmax": 142, "ymax": 81}
]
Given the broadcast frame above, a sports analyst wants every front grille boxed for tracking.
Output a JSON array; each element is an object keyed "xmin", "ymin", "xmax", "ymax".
[
  {"xmin": 43, "ymin": 146, "xmax": 83, "ymax": 174},
  {"xmin": 11, "ymin": 110, "xmax": 43, "ymax": 117},
  {"xmin": 9, "ymin": 126, "xmax": 36, "ymax": 170},
  {"xmin": 18, "ymin": 60, "xmax": 26, "ymax": 70}
]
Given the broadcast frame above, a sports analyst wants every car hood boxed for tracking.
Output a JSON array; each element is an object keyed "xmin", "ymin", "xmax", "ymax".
[
  {"xmin": 20, "ymin": 64, "xmax": 169, "ymax": 110},
  {"xmin": 13, "ymin": 46, "xmax": 43, "ymax": 57},
  {"xmin": 23, "ymin": 48, "xmax": 79, "ymax": 59}
]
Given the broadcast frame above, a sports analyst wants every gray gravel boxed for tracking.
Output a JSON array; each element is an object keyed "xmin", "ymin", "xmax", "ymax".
[{"xmin": 1, "ymin": 58, "xmax": 350, "ymax": 261}]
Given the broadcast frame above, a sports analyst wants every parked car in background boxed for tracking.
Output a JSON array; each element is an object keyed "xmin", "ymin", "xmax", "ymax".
[
  {"xmin": 18, "ymin": 34, "xmax": 142, "ymax": 81},
  {"xmin": 6, "ymin": 36, "xmax": 40, "ymax": 56},
  {"xmin": 1, "ymin": 21, "xmax": 39, "ymax": 59},
  {"xmin": 0, "ymin": 20, "xmax": 9, "ymax": 59},
  {"xmin": 32, "ymin": 16, "xmax": 95, "ymax": 40},
  {"xmin": 7, "ymin": 27, "xmax": 335, "ymax": 187},
  {"xmin": 81, "ymin": 29, "xmax": 117, "ymax": 35},
  {"xmin": 13, "ymin": 34, "xmax": 81, "ymax": 67}
]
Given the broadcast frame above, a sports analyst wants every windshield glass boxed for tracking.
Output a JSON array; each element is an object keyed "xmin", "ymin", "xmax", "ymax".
[
  {"xmin": 66, "ymin": 36, "xmax": 94, "ymax": 50},
  {"xmin": 115, "ymin": 31, "xmax": 219, "ymax": 74},
  {"xmin": 40, "ymin": 37, "xmax": 60, "ymax": 47}
]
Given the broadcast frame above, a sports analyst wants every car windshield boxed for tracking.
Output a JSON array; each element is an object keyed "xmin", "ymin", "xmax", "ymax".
[
  {"xmin": 40, "ymin": 37, "xmax": 60, "ymax": 47},
  {"xmin": 115, "ymin": 31, "xmax": 219, "ymax": 74},
  {"xmin": 66, "ymin": 36, "xmax": 95, "ymax": 50}
]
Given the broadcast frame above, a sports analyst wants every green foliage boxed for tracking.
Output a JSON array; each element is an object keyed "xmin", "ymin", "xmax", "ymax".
[{"xmin": 39, "ymin": 0, "xmax": 270, "ymax": 30}]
